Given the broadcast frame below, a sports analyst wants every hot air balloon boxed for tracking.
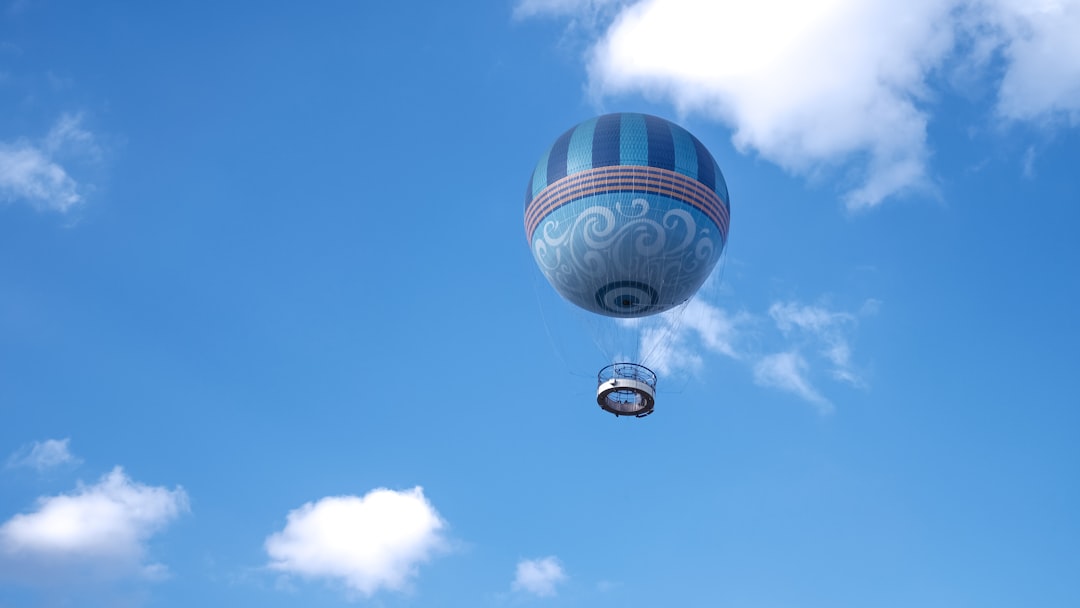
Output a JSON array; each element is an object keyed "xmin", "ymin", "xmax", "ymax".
[{"xmin": 525, "ymin": 112, "xmax": 730, "ymax": 417}]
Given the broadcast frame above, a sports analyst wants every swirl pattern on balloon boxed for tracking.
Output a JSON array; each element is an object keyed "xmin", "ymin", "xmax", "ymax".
[{"xmin": 532, "ymin": 194, "xmax": 721, "ymax": 317}]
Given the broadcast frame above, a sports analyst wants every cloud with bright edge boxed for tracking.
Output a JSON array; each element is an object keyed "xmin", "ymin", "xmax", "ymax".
[
  {"xmin": 0, "ymin": 467, "xmax": 189, "ymax": 581},
  {"xmin": 265, "ymin": 487, "xmax": 447, "ymax": 597},
  {"xmin": 513, "ymin": 556, "xmax": 567, "ymax": 597},
  {"xmin": 6, "ymin": 438, "xmax": 81, "ymax": 471},
  {"xmin": 520, "ymin": 0, "xmax": 1080, "ymax": 207},
  {"xmin": 0, "ymin": 113, "xmax": 99, "ymax": 212}
]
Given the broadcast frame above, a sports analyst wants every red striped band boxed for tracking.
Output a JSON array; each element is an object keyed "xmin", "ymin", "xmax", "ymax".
[{"xmin": 525, "ymin": 165, "xmax": 730, "ymax": 241}]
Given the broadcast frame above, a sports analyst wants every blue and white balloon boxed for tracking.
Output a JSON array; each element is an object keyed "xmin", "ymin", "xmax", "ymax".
[{"xmin": 525, "ymin": 113, "xmax": 730, "ymax": 318}]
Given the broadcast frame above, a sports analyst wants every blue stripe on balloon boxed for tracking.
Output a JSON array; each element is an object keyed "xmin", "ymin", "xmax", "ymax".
[
  {"xmin": 566, "ymin": 116, "xmax": 597, "ymax": 177},
  {"xmin": 644, "ymin": 114, "xmax": 676, "ymax": 172},
  {"xmin": 692, "ymin": 135, "xmax": 716, "ymax": 192},
  {"xmin": 530, "ymin": 113, "xmax": 728, "ymax": 206},
  {"xmin": 591, "ymin": 114, "xmax": 622, "ymax": 169},
  {"xmin": 671, "ymin": 124, "xmax": 700, "ymax": 182},
  {"xmin": 619, "ymin": 113, "xmax": 649, "ymax": 167},
  {"xmin": 546, "ymin": 127, "xmax": 574, "ymax": 185},
  {"xmin": 713, "ymin": 159, "xmax": 729, "ymax": 205}
]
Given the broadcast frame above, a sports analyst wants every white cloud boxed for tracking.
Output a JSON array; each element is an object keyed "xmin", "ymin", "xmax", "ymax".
[
  {"xmin": 585, "ymin": 0, "xmax": 954, "ymax": 209},
  {"xmin": 639, "ymin": 322, "xmax": 703, "ymax": 375},
  {"xmin": 639, "ymin": 298, "xmax": 751, "ymax": 376},
  {"xmin": 520, "ymin": 0, "xmax": 1080, "ymax": 207},
  {"xmin": 44, "ymin": 112, "xmax": 101, "ymax": 159},
  {"xmin": 6, "ymin": 438, "xmax": 81, "ymax": 471},
  {"xmin": 0, "ymin": 467, "xmax": 189, "ymax": 580},
  {"xmin": 0, "ymin": 144, "xmax": 81, "ymax": 211},
  {"xmin": 0, "ymin": 112, "xmax": 99, "ymax": 212},
  {"xmin": 753, "ymin": 351, "xmax": 832, "ymax": 413},
  {"xmin": 681, "ymin": 298, "xmax": 745, "ymax": 359},
  {"xmin": 513, "ymin": 556, "xmax": 567, "ymax": 597},
  {"xmin": 630, "ymin": 297, "xmax": 870, "ymax": 409},
  {"xmin": 769, "ymin": 301, "xmax": 863, "ymax": 388},
  {"xmin": 979, "ymin": 0, "xmax": 1080, "ymax": 123},
  {"xmin": 265, "ymin": 487, "xmax": 447, "ymax": 597},
  {"xmin": 770, "ymin": 301, "xmax": 854, "ymax": 334}
]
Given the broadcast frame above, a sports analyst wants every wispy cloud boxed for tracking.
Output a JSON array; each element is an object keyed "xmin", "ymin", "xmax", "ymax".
[
  {"xmin": 627, "ymin": 294, "xmax": 872, "ymax": 411},
  {"xmin": 0, "ymin": 112, "xmax": 100, "ymax": 212},
  {"xmin": 753, "ymin": 351, "xmax": 832, "ymax": 413},
  {"xmin": 769, "ymin": 301, "xmax": 854, "ymax": 335},
  {"xmin": 769, "ymin": 301, "xmax": 864, "ymax": 387},
  {"xmin": 513, "ymin": 556, "xmax": 567, "ymax": 597},
  {"xmin": 1022, "ymin": 145, "xmax": 1036, "ymax": 178},
  {"xmin": 6, "ymin": 438, "xmax": 81, "ymax": 471},
  {"xmin": 638, "ymin": 298, "xmax": 752, "ymax": 376},
  {"xmin": 596, "ymin": 579, "xmax": 622, "ymax": 592},
  {"xmin": 0, "ymin": 467, "xmax": 189, "ymax": 582},
  {"xmin": 518, "ymin": 0, "xmax": 1080, "ymax": 207},
  {"xmin": 513, "ymin": 0, "xmax": 627, "ymax": 25},
  {"xmin": 265, "ymin": 487, "xmax": 447, "ymax": 598},
  {"xmin": 753, "ymin": 299, "xmax": 872, "ymax": 409}
]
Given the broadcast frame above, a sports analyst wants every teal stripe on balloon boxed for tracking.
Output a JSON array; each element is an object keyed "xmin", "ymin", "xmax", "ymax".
[
  {"xmin": 566, "ymin": 116, "xmax": 597, "ymax": 176},
  {"xmin": 671, "ymin": 124, "xmax": 700, "ymax": 183},
  {"xmin": 619, "ymin": 113, "xmax": 649, "ymax": 167}
]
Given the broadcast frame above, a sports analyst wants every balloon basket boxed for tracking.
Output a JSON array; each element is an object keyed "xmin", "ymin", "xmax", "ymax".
[{"xmin": 597, "ymin": 363, "xmax": 657, "ymax": 418}]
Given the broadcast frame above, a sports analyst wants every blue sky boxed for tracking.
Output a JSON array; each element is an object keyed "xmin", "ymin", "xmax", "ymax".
[{"xmin": 2, "ymin": 1, "xmax": 1079, "ymax": 606}]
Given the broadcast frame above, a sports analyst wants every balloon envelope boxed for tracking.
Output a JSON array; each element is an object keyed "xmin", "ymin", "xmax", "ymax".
[{"xmin": 525, "ymin": 113, "xmax": 730, "ymax": 318}]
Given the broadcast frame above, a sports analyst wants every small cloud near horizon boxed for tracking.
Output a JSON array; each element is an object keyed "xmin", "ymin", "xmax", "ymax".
[
  {"xmin": 265, "ymin": 487, "xmax": 448, "ymax": 598},
  {"xmin": 513, "ymin": 556, "xmax": 567, "ymax": 597},
  {"xmin": 0, "ymin": 467, "xmax": 189, "ymax": 584}
]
